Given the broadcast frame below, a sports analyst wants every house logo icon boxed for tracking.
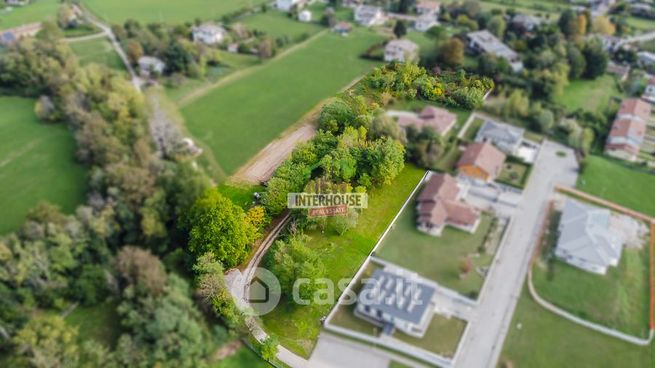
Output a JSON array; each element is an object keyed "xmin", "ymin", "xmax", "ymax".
[{"xmin": 244, "ymin": 267, "xmax": 281, "ymax": 316}]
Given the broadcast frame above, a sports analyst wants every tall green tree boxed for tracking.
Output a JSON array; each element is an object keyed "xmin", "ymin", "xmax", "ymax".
[{"xmin": 185, "ymin": 190, "xmax": 257, "ymax": 268}]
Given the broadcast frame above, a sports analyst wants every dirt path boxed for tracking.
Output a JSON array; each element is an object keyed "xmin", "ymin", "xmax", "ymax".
[{"xmin": 177, "ymin": 29, "xmax": 328, "ymax": 107}]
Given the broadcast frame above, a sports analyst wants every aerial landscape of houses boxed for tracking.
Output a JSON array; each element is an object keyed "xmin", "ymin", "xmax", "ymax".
[{"xmin": 1, "ymin": 0, "xmax": 655, "ymax": 367}]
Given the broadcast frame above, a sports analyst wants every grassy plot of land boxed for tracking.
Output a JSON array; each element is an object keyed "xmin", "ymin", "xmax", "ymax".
[
  {"xmin": 577, "ymin": 155, "xmax": 655, "ymax": 217},
  {"xmin": 260, "ymin": 166, "xmax": 426, "ymax": 358},
  {"xmin": 0, "ymin": 0, "xmax": 58, "ymax": 30},
  {"xmin": 626, "ymin": 16, "xmax": 655, "ymax": 33},
  {"xmin": 377, "ymin": 207, "xmax": 498, "ymax": 297},
  {"xmin": 393, "ymin": 315, "xmax": 466, "ymax": 358},
  {"xmin": 82, "ymin": 0, "xmax": 267, "ymax": 24},
  {"xmin": 0, "ymin": 97, "xmax": 87, "ymax": 234},
  {"xmin": 65, "ymin": 300, "xmax": 121, "ymax": 348},
  {"xmin": 497, "ymin": 161, "xmax": 530, "ymax": 189},
  {"xmin": 181, "ymin": 29, "xmax": 384, "ymax": 178},
  {"xmin": 500, "ymin": 287, "xmax": 655, "ymax": 368},
  {"xmin": 69, "ymin": 37, "xmax": 126, "ymax": 71},
  {"xmin": 461, "ymin": 117, "xmax": 483, "ymax": 142},
  {"xmin": 533, "ymin": 248, "xmax": 650, "ymax": 337},
  {"xmin": 212, "ymin": 347, "xmax": 270, "ymax": 368},
  {"xmin": 239, "ymin": 10, "xmax": 323, "ymax": 41},
  {"xmin": 166, "ymin": 52, "xmax": 260, "ymax": 103},
  {"xmin": 218, "ymin": 182, "xmax": 263, "ymax": 210},
  {"xmin": 554, "ymin": 75, "xmax": 621, "ymax": 113}
]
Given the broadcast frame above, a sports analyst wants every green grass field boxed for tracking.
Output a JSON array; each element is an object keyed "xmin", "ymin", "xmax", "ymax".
[
  {"xmin": 497, "ymin": 161, "xmax": 530, "ymax": 188},
  {"xmin": 82, "ymin": 0, "xmax": 267, "ymax": 24},
  {"xmin": 554, "ymin": 75, "xmax": 621, "ymax": 113},
  {"xmin": 393, "ymin": 315, "xmax": 466, "ymax": 358},
  {"xmin": 260, "ymin": 166, "xmax": 426, "ymax": 358},
  {"xmin": 577, "ymin": 156, "xmax": 655, "ymax": 217},
  {"xmin": 377, "ymin": 207, "xmax": 499, "ymax": 297},
  {"xmin": 0, "ymin": 97, "xmax": 87, "ymax": 234},
  {"xmin": 0, "ymin": 0, "xmax": 58, "ymax": 30},
  {"xmin": 500, "ymin": 287, "xmax": 655, "ymax": 368},
  {"xmin": 69, "ymin": 37, "xmax": 126, "ymax": 71},
  {"xmin": 240, "ymin": 11, "xmax": 323, "ymax": 41},
  {"xmin": 181, "ymin": 29, "xmax": 384, "ymax": 178},
  {"xmin": 213, "ymin": 347, "xmax": 270, "ymax": 368},
  {"xmin": 65, "ymin": 300, "xmax": 121, "ymax": 349}
]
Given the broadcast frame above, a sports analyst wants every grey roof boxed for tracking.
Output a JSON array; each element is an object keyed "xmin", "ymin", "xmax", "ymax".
[
  {"xmin": 385, "ymin": 39, "xmax": 419, "ymax": 53},
  {"xmin": 556, "ymin": 199, "xmax": 624, "ymax": 268},
  {"xmin": 467, "ymin": 30, "xmax": 519, "ymax": 61},
  {"xmin": 358, "ymin": 269, "xmax": 435, "ymax": 324},
  {"xmin": 475, "ymin": 120, "xmax": 524, "ymax": 145}
]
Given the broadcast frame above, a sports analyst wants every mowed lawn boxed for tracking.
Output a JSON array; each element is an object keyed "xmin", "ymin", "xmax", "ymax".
[
  {"xmin": 0, "ymin": 0, "xmax": 58, "ymax": 30},
  {"xmin": 82, "ymin": 0, "xmax": 267, "ymax": 24},
  {"xmin": 213, "ymin": 347, "xmax": 270, "ymax": 368},
  {"xmin": 260, "ymin": 166, "xmax": 426, "ymax": 358},
  {"xmin": 577, "ymin": 156, "xmax": 655, "ymax": 217},
  {"xmin": 69, "ymin": 37, "xmax": 125, "ymax": 71},
  {"xmin": 181, "ymin": 29, "xmax": 384, "ymax": 178},
  {"xmin": 0, "ymin": 97, "xmax": 87, "ymax": 234},
  {"xmin": 377, "ymin": 206, "xmax": 497, "ymax": 297},
  {"xmin": 554, "ymin": 75, "xmax": 620, "ymax": 113},
  {"xmin": 239, "ymin": 11, "xmax": 323, "ymax": 41},
  {"xmin": 500, "ymin": 288, "xmax": 655, "ymax": 368}
]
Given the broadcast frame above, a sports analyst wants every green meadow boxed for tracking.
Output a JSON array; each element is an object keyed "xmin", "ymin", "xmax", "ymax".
[
  {"xmin": 0, "ymin": 0, "xmax": 58, "ymax": 30},
  {"xmin": 181, "ymin": 29, "xmax": 384, "ymax": 178},
  {"xmin": 0, "ymin": 97, "xmax": 87, "ymax": 234},
  {"xmin": 82, "ymin": 0, "xmax": 267, "ymax": 24}
]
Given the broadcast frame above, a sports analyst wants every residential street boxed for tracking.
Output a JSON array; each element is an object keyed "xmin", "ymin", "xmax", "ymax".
[{"xmin": 454, "ymin": 140, "xmax": 579, "ymax": 368}]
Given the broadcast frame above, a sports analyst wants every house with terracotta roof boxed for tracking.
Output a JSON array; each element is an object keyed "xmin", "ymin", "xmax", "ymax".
[
  {"xmin": 416, "ymin": 173, "xmax": 480, "ymax": 236},
  {"xmin": 457, "ymin": 142, "xmax": 506, "ymax": 183},
  {"xmin": 605, "ymin": 98, "xmax": 651, "ymax": 162},
  {"xmin": 396, "ymin": 106, "xmax": 457, "ymax": 136}
]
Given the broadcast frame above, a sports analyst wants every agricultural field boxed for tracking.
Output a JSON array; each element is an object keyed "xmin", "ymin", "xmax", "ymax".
[
  {"xmin": 260, "ymin": 166, "xmax": 426, "ymax": 358},
  {"xmin": 239, "ymin": 10, "xmax": 323, "ymax": 41},
  {"xmin": 69, "ymin": 37, "xmax": 126, "ymax": 71},
  {"xmin": 577, "ymin": 156, "xmax": 655, "ymax": 217},
  {"xmin": 0, "ymin": 97, "xmax": 87, "ymax": 234},
  {"xmin": 82, "ymin": 0, "xmax": 267, "ymax": 24},
  {"xmin": 181, "ymin": 28, "xmax": 385, "ymax": 179},
  {"xmin": 0, "ymin": 0, "xmax": 58, "ymax": 30},
  {"xmin": 554, "ymin": 75, "xmax": 621, "ymax": 113},
  {"xmin": 500, "ymin": 288, "xmax": 655, "ymax": 368}
]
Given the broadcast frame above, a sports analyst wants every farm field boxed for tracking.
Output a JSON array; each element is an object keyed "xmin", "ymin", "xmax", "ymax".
[
  {"xmin": 0, "ymin": 0, "xmax": 58, "ymax": 30},
  {"xmin": 260, "ymin": 166, "xmax": 426, "ymax": 358},
  {"xmin": 0, "ymin": 97, "xmax": 87, "ymax": 234},
  {"xmin": 69, "ymin": 37, "xmax": 126, "ymax": 71},
  {"xmin": 181, "ymin": 29, "xmax": 384, "ymax": 179},
  {"xmin": 239, "ymin": 10, "xmax": 323, "ymax": 41},
  {"xmin": 500, "ymin": 288, "xmax": 655, "ymax": 368},
  {"xmin": 554, "ymin": 75, "xmax": 621, "ymax": 113},
  {"xmin": 577, "ymin": 156, "xmax": 655, "ymax": 217},
  {"xmin": 82, "ymin": 0, "xmax": 267, "ymax": 24}
]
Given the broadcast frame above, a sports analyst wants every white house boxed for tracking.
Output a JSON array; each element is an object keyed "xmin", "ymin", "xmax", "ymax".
[
  {"xmin": 643, "ymin": 78, "xmax": 655, "ymax": 104},
  {"xmin": 355, "ymin": 268, "xmax": 436, "ymax": 338},
  {"xmin": 354, "ymin": 5, "xmax": 385, "ymax": 26},
  {"xmin": 638, "ymin": 51, "xmax": 655, "ymax": 68},
  {"xmin": 415, "ymin": 14, "xmax": 438, "ymax": 32},
  {"xmin": 138, "ymin": 56, "xmax": 166, "ymax": 77},
  {"xmin": 467, "ymin": 30, "xmax": 523, "ymax": 72},
  {"xmin": 555, "ymin": 199, "xmax": 624, "ymax": 275},
  {"xmin": 384, "ymin": 39, "xmax": 419, "ymax": 63},
  {"xmin": 276, "ymin": 0, "xmax": 302, "ymax": 12},
  {"xmin": 416, "ymin": 0, "xmax": 441, "ymax": 15},
  {"xmin": 298, "ymin": 9, "xmax": 312, "ymax": 22},
  {"xmin": 192, "ymin": 23, "xmax": 226, "ymax": 45},
  {"xmin": 474, "ymin": 120, "xmax": 525, "ymax": 156}
]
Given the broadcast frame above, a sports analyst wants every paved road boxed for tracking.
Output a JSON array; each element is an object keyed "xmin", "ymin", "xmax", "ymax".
[{"xmin": 454, "ymin": 140, "xmax": 579, "ymax": 368}]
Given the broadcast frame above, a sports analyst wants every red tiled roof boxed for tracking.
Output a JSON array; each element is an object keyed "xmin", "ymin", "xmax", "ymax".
[
  {"xmin": 417, "ymin": 173, "xmax": 480, "ymax": 228},
  {"xmin": 609, "ymin": 118, "xmax": 646, "ymax": 139},
  {"xmin": 618, "ymin": 98, "xmax": 651, "ymax": 121},
  {"xmin": 397, "ymin": 106, "xmax": 457, "ymax": 135},
  {"xmin": 457, "ymin": 142, "xmax": 506, "ymax": 177}
]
